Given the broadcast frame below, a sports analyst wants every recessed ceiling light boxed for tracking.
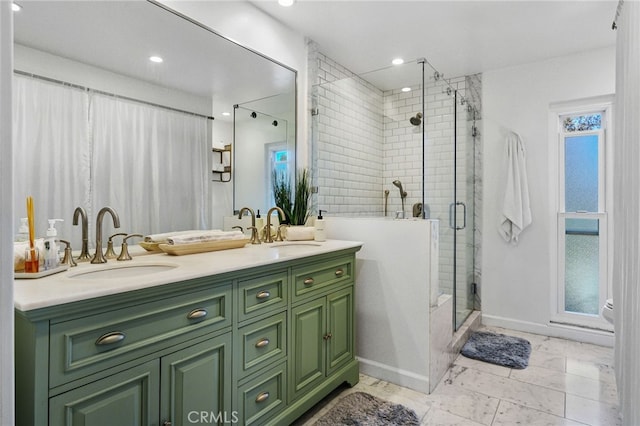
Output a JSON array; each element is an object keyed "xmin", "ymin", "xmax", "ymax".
[
  {"xmin": 12, "ymin": 2, "xmax": 22, "ymax": 11},
  {"xmin": 278, "ymin": 0, "xmax": 295, "ymax": 6},
  {"xmin": 401, "ymin": 87, "xmax": 411, "ymax": 92},
  {"xmin": 392, "ymin": 58, "xmax": 404, "ymax": 66},
  {"xmin": 222, "ymin": 112, "xmax": 231, "ymax": 117},
  {"xmin": 149, "ymin": 56, "xmax": 163, "ymax": 63}
]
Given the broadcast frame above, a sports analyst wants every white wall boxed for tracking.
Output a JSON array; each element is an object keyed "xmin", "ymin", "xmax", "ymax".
[
  {"xmin": 326, "ymin": 217, "xmax": 440, "ymax": 394},
  {"xmin": 482, "ymin": 47, "xmax": 616, "ymax": 344},
  {"xmin": 0, "ymin": 2, "xmax": 14, "ymax": 423}
]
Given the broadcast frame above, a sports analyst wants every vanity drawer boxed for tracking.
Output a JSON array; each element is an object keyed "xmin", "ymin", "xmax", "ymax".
[
  {"xmin": 49, "ymin": 283, "xmax": 232, "ymax": 388},
  {"xmin": 238, "ymin": 362, "xmax": 287, "ymax": 426},
  {"xmin": 238, "ymin": 271, "xmax": 288, "ymax": 322},
  {"xmin": 238, "ymin": 312, "xmax": 286, "ymax": 379},
  {"xmin": 292, "ymin": 256, "xmax": 353, "ymax": 300}
]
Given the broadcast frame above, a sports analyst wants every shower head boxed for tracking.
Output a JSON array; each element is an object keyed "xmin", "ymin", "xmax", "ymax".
[
  {"xmin": 392, "ymin": 180, "xmax": 407, "ymax": 198},
  {"xmin": 409, "ymin": 112, "xmax": 423, "ymax": 126}
]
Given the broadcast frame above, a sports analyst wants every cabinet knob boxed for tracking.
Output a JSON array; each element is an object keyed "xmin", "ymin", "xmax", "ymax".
[
  {"xmin": 95, "ymin": 331, "xmax": 126, "ymax": 346},
  {"xmin": 256, "ymin": 290, "xmax": 271, "ymax": 300},
  {"xmin": 255, "ymin": 391, "xmax": 270, "ymax": 403},
  {"xmin": 255, "ymin": 338, "xmax": 270, "ymax": 348},
  {"xmin": 303, "ymin": 277, "xmax": 314, "ymax": 286},
  {"xmin": 334, "ymin": 269, "xmax": 344, "ymax": 277},
  {"xmin": 162, "ymin": 422, "xmax": 172, "ymax": 426},
  {"xmin": 187, "ymin": 308, "xmax": 208, "ymax": 320},
  {"xmin": 323, "ymin": 332, "xmax": 333, "ymax": 340}
]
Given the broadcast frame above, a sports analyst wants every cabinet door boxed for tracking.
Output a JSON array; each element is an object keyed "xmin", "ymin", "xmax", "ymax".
[
  {"xmin": 326, "ymin": 287, "xmax": 354, "ymax": 376},
  {"xmin": 160, "ymin": 333, "xmax": 232, "ymax": 426},
  {"xmin": 290, "ymin": 298, "xmax": 325, "ymax": 401},
  {"xmin": 49, "ymin": 359, "xmax": 160, "ymax": 426}
]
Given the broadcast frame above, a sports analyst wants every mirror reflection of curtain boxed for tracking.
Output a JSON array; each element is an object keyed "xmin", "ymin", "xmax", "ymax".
[
  {"xmin": 91, "ymin": 95, "xmax": 209, "ymax": 239},
  {"xmin": 12, "ymin": 75, "xmax": 90, "ymax": 245},
  {"xmin": 13, "ymin": 74, "xmax": 210, "ymax": 250}
]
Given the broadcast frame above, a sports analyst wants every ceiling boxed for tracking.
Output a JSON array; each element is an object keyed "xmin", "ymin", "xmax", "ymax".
[
  {"xmin": 251, "ymin": 0, "xmax": 618, "ymax": 82},
  {"xmin": 13, "ymin": 1, "xmax": 296, "ymax": 120}
]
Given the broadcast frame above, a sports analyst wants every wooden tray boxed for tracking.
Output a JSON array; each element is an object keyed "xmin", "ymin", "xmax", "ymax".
[
  {"xmin": 139, "ymin": 241, "xmax": 162, "ymax": 252},
  {"xmin": 158, "ymin": 238, "xmax": 250, "ymax": 256}
]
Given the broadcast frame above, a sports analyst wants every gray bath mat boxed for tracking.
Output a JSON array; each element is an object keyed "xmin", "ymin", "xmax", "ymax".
[
  {"xmin": 313, "ymin": 391, "xmax": 420, "ymax": 425},
  {"xmin": 461, "ymin": 331, "xmax": 531, "ymax": 369}
]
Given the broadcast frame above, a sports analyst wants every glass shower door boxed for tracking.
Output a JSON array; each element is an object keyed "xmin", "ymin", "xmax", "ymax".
[
  {"xmin": 452, "ymin": 90, "xmax": 476, "ymax": 330},
  {"xmin": 428, "ymin": 84, "xmax": 476, "ymax": 331}
]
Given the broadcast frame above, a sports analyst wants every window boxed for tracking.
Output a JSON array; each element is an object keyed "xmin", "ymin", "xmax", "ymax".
[
  {"xmin": 265, "ymin": 143, "xmax": 291, "ymax": 208},
  {"xmin": 553, "ymin": 102, "xmax": 612, "ymax": 329}
]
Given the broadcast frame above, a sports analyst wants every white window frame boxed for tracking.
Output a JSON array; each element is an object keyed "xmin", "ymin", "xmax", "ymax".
[{"xmin": 549, "ymin": 96, "xmax": 613, "ymax": 331}]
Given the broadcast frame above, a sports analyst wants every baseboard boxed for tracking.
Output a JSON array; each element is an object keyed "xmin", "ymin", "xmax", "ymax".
[
  {"xmin": 482, "ymin": 314, "xmax": 614, "ymax": 347},
  {"xmin": 357, "ymin": 356, "xmax": 430, "ymax": 394}
]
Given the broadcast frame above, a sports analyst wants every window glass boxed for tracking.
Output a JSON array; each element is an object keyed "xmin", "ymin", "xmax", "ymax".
[
  {"xmin": 564, "ymin": 218, "xmax": 600, "ymax": 315},
  {"xmin": 563, "ymin": 113, "xmax": 601, "ymax": 132},
  {"xmin": 564, "ymin": 134, "xmax": 598, "ymax": 212}
]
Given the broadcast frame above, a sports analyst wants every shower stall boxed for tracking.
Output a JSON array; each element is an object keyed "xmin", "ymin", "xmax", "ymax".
[{"xmin": 310, "ymin": 52, "xmax": 481, "ymax": 330}]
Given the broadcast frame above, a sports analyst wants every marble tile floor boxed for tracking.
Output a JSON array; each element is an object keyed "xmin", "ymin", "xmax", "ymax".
[{"xmin": 294, "ymin": 325, "xmax": 620, "ymax": 426}]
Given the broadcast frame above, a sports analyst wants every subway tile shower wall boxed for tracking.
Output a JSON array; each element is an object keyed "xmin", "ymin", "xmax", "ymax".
[
  {"xmin": 313, "ymin": 53, "xmax": 482, "ymax": 308},
  {"xmin": 315, "ymin": 53, "xmax": 469, "ymax": 218}
]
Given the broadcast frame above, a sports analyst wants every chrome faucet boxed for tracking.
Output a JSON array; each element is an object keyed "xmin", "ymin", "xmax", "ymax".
[
  {"xmin": 238, "ymin": 207, "xmax": 260, "ymax": 244},
  {"xmin": 72, "ymin": 207, "xmax": 91, "ymax": 261},
  {"xmin": 91, "ymin": 207, "xmax": 121, "ymax": 264},
  {"xmin": 264, "ymin": 206, "xmax": 285, "ymax": 243}
]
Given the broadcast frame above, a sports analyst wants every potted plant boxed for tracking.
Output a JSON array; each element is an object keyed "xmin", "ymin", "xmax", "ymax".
[{"xmin": 272, "ymin": 168, "xmax": 311, "ymax": 226}]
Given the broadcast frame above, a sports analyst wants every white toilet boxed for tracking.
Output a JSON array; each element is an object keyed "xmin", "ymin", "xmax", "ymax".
[{"xmin": 601, "ymin": 298, "xmax": 614, "ymax": 325}]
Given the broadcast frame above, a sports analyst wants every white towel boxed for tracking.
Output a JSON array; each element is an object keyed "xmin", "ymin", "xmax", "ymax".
[
  {"xmin": 166, "ymin": 230, "xmax": 245, "ymax": 245},
  {"xmin": 145, "ymin": 230, "xmax": 205, "ymax": 243},
  {"xmin": 498, "ymin": 132, "xmax": 532, "ymax": 244}
]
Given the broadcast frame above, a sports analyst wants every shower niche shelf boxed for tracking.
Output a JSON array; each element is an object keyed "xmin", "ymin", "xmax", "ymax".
[{"xmin": 212, "ymin": 144, "xmax": 232, "ymax": 183}]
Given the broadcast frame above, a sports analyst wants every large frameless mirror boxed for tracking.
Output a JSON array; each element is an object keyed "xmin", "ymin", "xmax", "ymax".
[{"xmin": 12, "ymin": 0, "xmax": 296, "ymax": 248}]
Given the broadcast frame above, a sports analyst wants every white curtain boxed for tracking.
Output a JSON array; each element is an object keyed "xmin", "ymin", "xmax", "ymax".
[
  {"xmin": 90, "ymin": 94, "xmax": 210, "ymax": 239},
  {"xmin": 613, "ymin": 2, "xmax": 640, "ymax": 425},
  {"xmin": 12, "ymin": 75, "xmax": 90, "ymax": 248},
  {"xmin": 13, "ymin": 75, "xmax": 211, "ymax": 250}
]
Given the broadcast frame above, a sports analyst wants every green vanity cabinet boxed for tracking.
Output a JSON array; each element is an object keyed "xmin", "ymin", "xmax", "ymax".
[
  {"xmin": 159, "ymin": 333, "xmax": 232, "ymax": 426},
  {"xmin": 48, "ymin": 359, "xmax": 160, "ymax": 426},
  {"xmin": 290, "ymin": 287, "xmax": 354, "ymax": 402},
  {"xmin": 47, "ymin": 333, "xmax": 232, "ymax": 426},
  {"xmin": 15, "ymin": 246, "xmax": 361, "ymax": 426}
]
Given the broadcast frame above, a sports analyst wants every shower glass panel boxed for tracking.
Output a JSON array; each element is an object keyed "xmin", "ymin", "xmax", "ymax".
[
  {"xmin": 310, "ymin": 54, "xmax": 477, "ymax": 331},
  {"xmin": 311, "ymin": 59, "xmax": 426, "ymax": 218},
  {"xmin": 423, "ymin": 80, "xmax": 476, "ymax": 330}
]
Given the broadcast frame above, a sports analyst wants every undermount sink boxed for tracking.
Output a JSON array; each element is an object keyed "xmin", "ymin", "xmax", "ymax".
[
  {"xmin": 269, "ymin": 242, "xmax": 322, "ymax": 256},
  {"xmin": 69, "ymin": 263, "xmax": 179, "ymax": 280}
]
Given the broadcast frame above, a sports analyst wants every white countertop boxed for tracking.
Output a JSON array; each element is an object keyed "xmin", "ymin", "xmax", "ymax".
[{"xmin": 14, "ymin": 239, "xmax": 363, "ymax": 312}]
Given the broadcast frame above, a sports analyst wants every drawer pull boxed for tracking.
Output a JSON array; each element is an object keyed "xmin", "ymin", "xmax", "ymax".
[
  {"xmin": 187, "ymin": 308, "xmax": 208, "ymax": 320},
  {"xmin": 255, "ymin": 338, "xmax": 270, "ymax": 348},
  {"xmin": 335, "ymin": 269, "xmax": 344, "ymax": 277},
  {"xmin": 303, "ymin": 277, "xmax": 314, "ymax": 286},
  {"xmin": 256, "ymin": 290, "xmax": 271, "ymax": 300},
  {"xmin": 255, "ymin": 391, "xmax": 270, "ymax": 403},
  {"xmin": 95, "ymin": 331, "xmax": 126, "ymax": 346}
]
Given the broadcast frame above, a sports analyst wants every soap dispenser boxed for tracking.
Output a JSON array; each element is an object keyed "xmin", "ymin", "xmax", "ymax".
[
  {"xmin": 15, "ymin": 217, "xmax": 29, "ymax": 242},
  {"xmin": 255, "ymin": 209, "xmax": 265, "ymax": 237},
  {"xmin": 315, "ymin": 210, "xmax": 326, "ymax": 242},
  {"xmin": 43, "ymin": 219, "xmax": 63, "ymax": 270}
]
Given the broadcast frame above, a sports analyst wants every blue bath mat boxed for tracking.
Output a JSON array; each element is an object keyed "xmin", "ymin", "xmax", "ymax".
[{"xmin": 461, "ymin": 331, "xmax": 531, "ymax": 369}]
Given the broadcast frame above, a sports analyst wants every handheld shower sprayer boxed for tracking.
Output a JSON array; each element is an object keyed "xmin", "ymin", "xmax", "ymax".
[
  {"xmin": 392, "ymin": 180, "xmax": 407, "ymax": 216},
  {"xmin": 392, "ymin": 180, "xmax": 407, "ymax": 199}
]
